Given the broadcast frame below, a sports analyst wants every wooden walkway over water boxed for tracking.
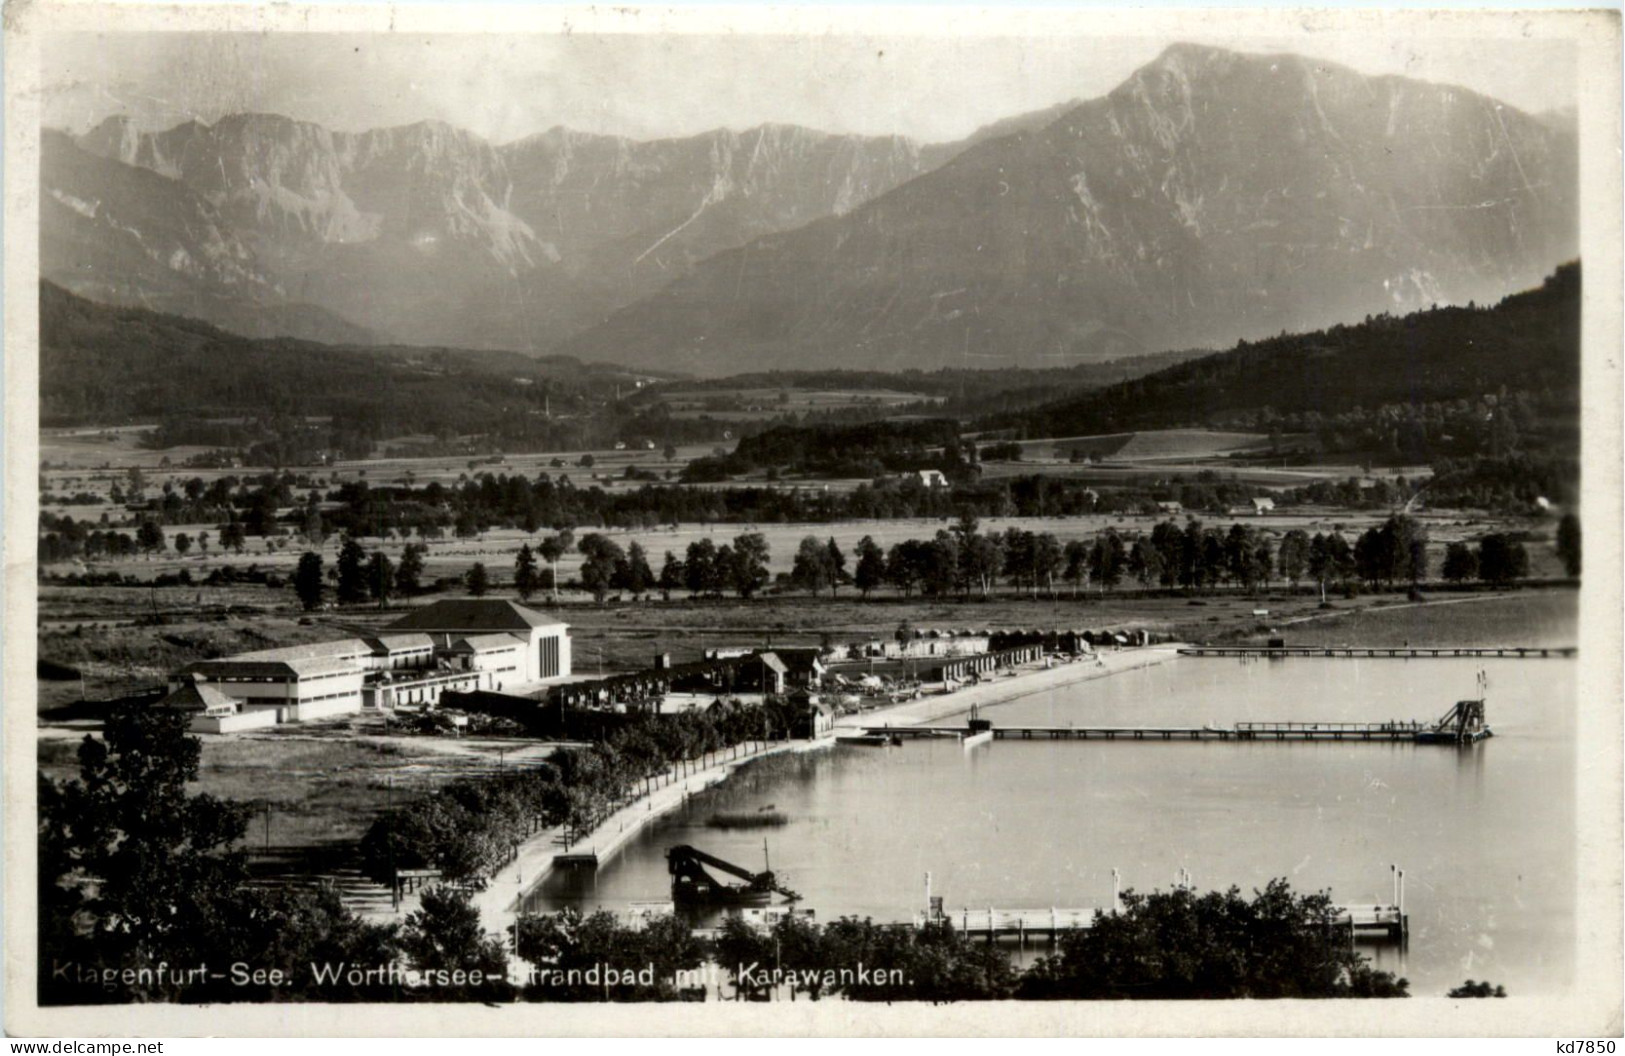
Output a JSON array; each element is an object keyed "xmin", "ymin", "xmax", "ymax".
[
  {"xmin": 866, "ymin": 718, "xmax": 1491, "ymax": 746},
  {"xmin": 918, "ymin": 904, "xmax": 1407, "ymax": 944},
  {"xmin": 1180, "ymin": 645, "xmax": 1575, "ymax": 659}
]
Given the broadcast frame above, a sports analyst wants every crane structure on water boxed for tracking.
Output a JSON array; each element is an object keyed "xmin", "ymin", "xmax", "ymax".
[{"xmin": 666, "ymin": 843, "xmax": 800, "ymax": 907}]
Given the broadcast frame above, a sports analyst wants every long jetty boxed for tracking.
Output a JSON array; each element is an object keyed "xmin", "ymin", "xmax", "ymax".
[
  {"xmin": 1180, "ymin": 645, "xmax": 1575, "ymax": 659},
  {"xmin": 919, "ymin": 903, "xmax": 1407, "ymax": 945},
  {"xmin": 903, "ymin": 866, "xmax": 1409, "ymax": 946},
  {"xmin": 862, "ymin": 699, "xmax": 1492, "ymax": 746}
]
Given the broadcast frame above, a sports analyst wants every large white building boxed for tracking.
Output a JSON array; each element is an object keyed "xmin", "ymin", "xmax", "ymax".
[
  {"xmin": 386, "ymin": 599, "xmax": 571, "ymax": 683},
  {"xmin": 174, "ymin": 640, "xmax": 371, "ymax": 724},
  {"xmin": 166, "ymin": 598, "xmax": 571, "ymax": 730}
]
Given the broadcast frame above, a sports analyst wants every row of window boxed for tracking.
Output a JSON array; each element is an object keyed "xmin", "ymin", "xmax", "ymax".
[{"xmin": 211, "ymin": 670, "xmax": 357, "ymax": 684}]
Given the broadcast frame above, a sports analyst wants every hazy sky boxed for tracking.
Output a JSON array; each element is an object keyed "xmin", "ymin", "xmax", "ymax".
[{"xmin": 41, "ymin": 28, "xmax": 1577, "ymax": 144}]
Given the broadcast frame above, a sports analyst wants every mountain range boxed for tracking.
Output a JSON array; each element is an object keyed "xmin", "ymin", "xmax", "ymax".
[
  {"xmin": 47, "ymin": 107, "xmax": 1034, "ymax": 349},
  {"xmin": 44, "ymin": 43, "xmax": 1577, "ymax": 374}
]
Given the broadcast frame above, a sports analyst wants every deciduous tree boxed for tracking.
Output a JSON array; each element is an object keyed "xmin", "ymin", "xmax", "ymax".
[
  {"xmin": 729, "ymin": 532, "xmax": 771, "ymax": 598},
  {"xmin": 397, "ymin": 543, "xmax": 426, "ymax": 596},
  {"xmin": 1018, "ymin": 880, "xmax": 1409, "ymax": 1000},
  {"xmin": 791, "ymin": 536, "xmax": 834, "ymax": 596},
  {"xmin": 295, "ymin": 552, "xmax": 325, "ymax": 611},
  {"xmin": 367, "ymin": 551, "xmax": 395, "ymax": 607},
  {"xmin": 853, "ymin": 535, "xmax": 885, "ymax": 598},
  {"xmin": 336, "ymin": 536, "xmax": 369, "ymax": 604},
  {"xmin": 514, "ymin": 543, "xmax": 540, "ymax": 601}
]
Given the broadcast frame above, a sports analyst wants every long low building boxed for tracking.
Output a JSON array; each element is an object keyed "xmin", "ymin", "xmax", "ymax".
[
  {"xmin": 166, "ymin": 598, "xmax": 572, "ymax": 730},
  {"xmin": 174, "ymin": 640, "xmax": 371, "ymax": 723}
]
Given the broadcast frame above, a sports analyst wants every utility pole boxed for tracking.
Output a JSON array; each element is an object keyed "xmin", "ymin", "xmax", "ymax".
[{"xmin": 387, "ymin": 774, "xmax": 397, "ymax": 912}]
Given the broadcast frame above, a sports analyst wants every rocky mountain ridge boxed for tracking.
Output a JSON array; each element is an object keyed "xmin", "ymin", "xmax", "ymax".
[
  {"xmin": 45, "ymin": 44, "xmax": 1577, "ymax": 371},
  {"xmin": 54, "ymin": 112, "xmax": 984, "ymax": 349},
  {"xmin": 558, "ymin": 44, "xmax": 1578, "ymax": 374}
]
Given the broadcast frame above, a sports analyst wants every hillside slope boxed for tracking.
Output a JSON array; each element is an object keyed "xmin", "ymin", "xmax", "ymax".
[
  {"xmin": 40, "ymin": 131, "xmax": 375, "ymax": 345},
  {"xmin": 987, "ymin": 263, "xmax": 1579, "ymax": 439},
  {"xmin": 37, "ymin": 280, "xmax": 628, "ymax": 437}
]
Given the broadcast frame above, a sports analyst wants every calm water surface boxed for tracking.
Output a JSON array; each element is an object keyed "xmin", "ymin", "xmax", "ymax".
[{"xmin": 527, "ymin": 652, "xmax": 1576, "ymax": 995}]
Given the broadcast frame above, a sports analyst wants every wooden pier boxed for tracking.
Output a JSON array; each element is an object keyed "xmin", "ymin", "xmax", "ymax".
[
  {"xmin": 1179, "ymin": 645, "xmax": 1575, "ymax": 659},
  {"xmin": 872, "ymin": 723, "xmax": 1437, "ymax": 744},
  {"xmin": 862, "ymin": 699, "xmax": 1492, "ymax": 747},
  {"xmin": 684, "ymin": 869, "xmax": 1411, "ymax": 949},
  {"xmin": 915, "ymin": 903, "xmax": 1407, "ymax": 945}
]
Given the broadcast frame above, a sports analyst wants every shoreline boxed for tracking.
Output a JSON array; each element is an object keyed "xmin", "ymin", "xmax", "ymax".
[
  {"xmin": 461, "ymin": 646, "xmax": 1183, "ymax": 937},
  {"xmin": 833, "ymin": 645, "xmax": 1186, "ymax": 730},
  {"xmin": 468, "ymin": 736, "xmax": 831, "ymax": 938}
]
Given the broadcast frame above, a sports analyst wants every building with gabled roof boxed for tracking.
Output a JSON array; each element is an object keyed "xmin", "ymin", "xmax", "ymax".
[
  {"xmin": 162, "ymin": 600, "xmax": 572, "ymax": 730},
  {"xmin": 174, "ymin": 649, "xmax": 366, "ymax": 723},
  {"xmin": 362, "ymin": 633, "xmax": 436, "ymax": 672},
  {"xmin": 159, "ymin": 676, "xmax": 279, "ymax": 733},
  {"xmin": 768, "ymin": 646, "xmax": 828, "ymax": 688},
  {"xmin": 387, "ymin": 598, "xmax": 570, "ymax": 682},
  {"xmin": 233, "ymin": 638, "xmax": 371, "ymax": 665}
]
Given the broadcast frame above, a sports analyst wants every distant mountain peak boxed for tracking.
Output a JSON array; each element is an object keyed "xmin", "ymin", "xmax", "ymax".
[{"xmin": 558, "ymin": 51, "xmax": 1577, "ymax": 375}]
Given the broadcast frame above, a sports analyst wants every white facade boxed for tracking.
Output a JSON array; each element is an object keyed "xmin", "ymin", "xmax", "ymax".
[
  {"xmin": 362, "ymin": 633, "xmax": 436, "ymax": 672},
  {"xmin": 169, "ymin": 601, "xmax": 572, "ymax": 731},
  {"xmin": 178, "ymin": 646, "xmax": 368, "ymax": 723},
  {"xmin": 386, "ymin": 599, "xmax": 571, "ymax": 684},
  {"xmin": 363, "ymin": 670, "xmax": 483, "ymax": 710}
]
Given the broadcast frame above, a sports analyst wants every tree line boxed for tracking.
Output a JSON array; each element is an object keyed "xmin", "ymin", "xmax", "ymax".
[
  {"xmin": 358, "ymin": 702, "xmax": 813, "ymax": 889},
  {"xmin": 41, "ymin": 454, "xmax": 1559, "ymax": 580},
  {"xmin": 781, "ymin": 514, "xmax": 1567, "ymax": 603}
]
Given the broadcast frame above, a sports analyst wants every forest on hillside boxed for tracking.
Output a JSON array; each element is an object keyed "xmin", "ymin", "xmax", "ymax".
[
  {"xmin": 39, "ymin": 281, "xmax": 706, "ymax": 458},
  {"xmin": 984, "ymin": 264, "xmax": 1580, "ymax": 465},
  {"xmin": 38, "ymin": 282, "xmax": 1184, "ymax": 462}
]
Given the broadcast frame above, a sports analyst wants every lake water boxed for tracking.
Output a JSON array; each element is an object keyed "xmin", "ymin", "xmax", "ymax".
[{"xmin": 525, "ymin": 651, "xmax": 1577, "ymax": 996}]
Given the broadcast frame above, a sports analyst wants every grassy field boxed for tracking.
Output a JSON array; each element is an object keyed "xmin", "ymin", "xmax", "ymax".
[
  {"xmin": 1257, "ymin": 590, "xmax": 1578, "ymax": 649},
  {"xmin": 39, "ymin": 440, "xmax": 729, "ymax": 511},
  {"xmin": 39, "ymin": 575, "xmax": 1572, "ymax": 693},
  {"xmin": 558, "ymin": 590, "xmax": 1368, "ymax": 672}
]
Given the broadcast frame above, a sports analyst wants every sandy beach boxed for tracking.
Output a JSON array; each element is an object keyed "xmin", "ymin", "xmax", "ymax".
[{"xmin": 834, "ymin": 644, "xmax": 1185, "ymax": 730}]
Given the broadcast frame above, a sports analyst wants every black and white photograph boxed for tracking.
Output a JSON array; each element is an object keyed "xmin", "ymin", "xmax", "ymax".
[{"xmin": 4, "ymin": 1, "xmax": 1621, "ymax": 1039}]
